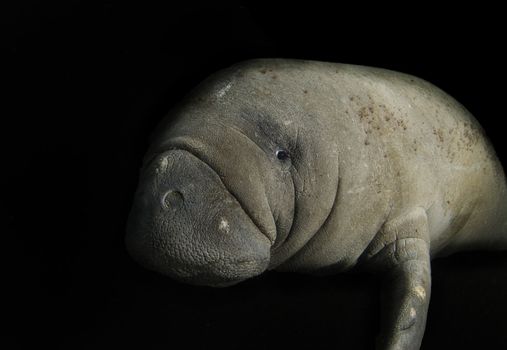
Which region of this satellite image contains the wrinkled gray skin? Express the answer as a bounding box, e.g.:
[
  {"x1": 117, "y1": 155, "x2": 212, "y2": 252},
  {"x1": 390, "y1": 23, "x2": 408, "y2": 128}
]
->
[{"x1": 126, "y1": 59, "x2": 507, "y2": 350}]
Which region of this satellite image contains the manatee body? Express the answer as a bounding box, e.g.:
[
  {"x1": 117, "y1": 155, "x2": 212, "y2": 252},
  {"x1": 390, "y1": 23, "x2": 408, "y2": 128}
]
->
[{"x1": 126, "y1": 59, "x2": 507, "y2": 350}]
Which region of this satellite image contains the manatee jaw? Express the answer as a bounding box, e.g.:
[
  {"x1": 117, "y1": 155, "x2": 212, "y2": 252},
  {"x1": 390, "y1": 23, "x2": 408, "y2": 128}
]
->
[
  {"x1": 168, "y1": 254, "x2": 271, "y2": 288},
  {"x1": 125, "y1": 149, "x2": 273, "y2": 287}
]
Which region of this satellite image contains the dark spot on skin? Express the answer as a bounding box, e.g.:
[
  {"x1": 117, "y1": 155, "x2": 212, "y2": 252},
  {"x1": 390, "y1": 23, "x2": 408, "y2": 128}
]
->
[
  {"x1": 358, "y1": 107, "x2": 368, "y2": 119},
  {"x1": 364, "y1": 140, "x2": 370, "y2": 145},
  {"x1": 463, "y1": 125, "x2": 480, "y2": 149},
  {"x1": 395, "y1": 119, "x2": 407, "y2": 130},
  {"x1": 303, "y1": 89, "x2": 308, "y2": 94},
  {"x1": 260, "y1": 69, "x2": 267, "y2": 74},
  {"x1": 447, "y1": 200, "x2": 451, "y2": 204},
  {"x1": 433, "y1": 128, "x2": 444, "y2": 143},
  {"x1": 349, "y1": 96, "x2": 355, "y2": 101},
  {"x1": 271, "y1": 74, "x2": 277, "y2": 79}
]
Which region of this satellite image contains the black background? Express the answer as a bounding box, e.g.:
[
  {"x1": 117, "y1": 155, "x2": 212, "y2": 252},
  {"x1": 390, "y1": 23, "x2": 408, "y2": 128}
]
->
[{"x1": 4, "y1": 2, "x2": 507, "y2": 349}]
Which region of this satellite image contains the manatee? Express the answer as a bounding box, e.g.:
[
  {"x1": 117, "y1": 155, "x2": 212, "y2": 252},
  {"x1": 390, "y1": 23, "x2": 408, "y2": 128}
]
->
[{"x1": 125, "y1": 59, "x2": 507, "y2": 350}]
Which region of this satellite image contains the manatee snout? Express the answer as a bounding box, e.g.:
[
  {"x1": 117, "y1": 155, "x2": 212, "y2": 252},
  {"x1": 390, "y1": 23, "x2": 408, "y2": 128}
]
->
[{"x1": 125, "y1": 149, "x2": 272, "y2": 287}]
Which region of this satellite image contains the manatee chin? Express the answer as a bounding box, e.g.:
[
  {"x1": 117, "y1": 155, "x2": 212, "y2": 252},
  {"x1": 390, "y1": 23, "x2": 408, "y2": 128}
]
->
[
  {"x1": 125, "y1": 149, "x2": 273, "y2": 287},
  {"x1": 164, "y1": 255, "x2": 270, "y2": 288}
]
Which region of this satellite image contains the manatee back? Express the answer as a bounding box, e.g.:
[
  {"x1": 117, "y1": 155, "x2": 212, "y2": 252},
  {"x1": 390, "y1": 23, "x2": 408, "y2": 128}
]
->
[{"x1": 322, "y1": 61, "x2": 507, "y2": 255}]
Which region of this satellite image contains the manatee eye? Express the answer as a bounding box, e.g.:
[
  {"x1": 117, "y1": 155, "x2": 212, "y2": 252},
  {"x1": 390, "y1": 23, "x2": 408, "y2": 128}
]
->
[{"x1": 275, "y1": 149, "x2": 290, "y2": 161}]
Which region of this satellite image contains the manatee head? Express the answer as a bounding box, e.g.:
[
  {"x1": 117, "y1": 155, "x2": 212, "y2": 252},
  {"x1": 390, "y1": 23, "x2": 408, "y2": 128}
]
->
[
  {"x1": 125, "y1": 59, "x2": 341, "y2": 287},
  {"x1": 125, "y1": 147, "x2": 279, "y2": 287},
  {"x1": 124, "y1": 106, "x2": 293, "y2": 287}
]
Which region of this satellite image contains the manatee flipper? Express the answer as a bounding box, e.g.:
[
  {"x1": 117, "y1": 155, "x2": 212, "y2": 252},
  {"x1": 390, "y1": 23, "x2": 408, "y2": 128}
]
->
[{"x1": 363, "y1": 208, "x2": 431, "y2": 350}]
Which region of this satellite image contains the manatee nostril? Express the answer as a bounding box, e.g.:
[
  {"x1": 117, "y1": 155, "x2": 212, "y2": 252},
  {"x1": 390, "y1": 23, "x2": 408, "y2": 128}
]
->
[{"x1": 162, "y1": 190, "x2": 184, "y2": 209}]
